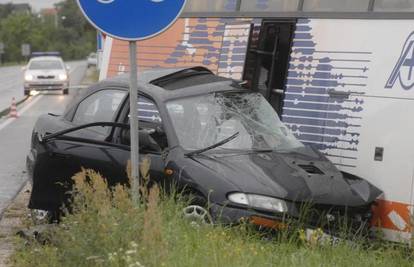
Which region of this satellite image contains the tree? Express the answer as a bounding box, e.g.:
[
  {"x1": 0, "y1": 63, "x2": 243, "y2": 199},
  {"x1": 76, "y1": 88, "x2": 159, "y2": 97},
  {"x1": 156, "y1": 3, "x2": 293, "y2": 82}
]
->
[
  {"x1": 0, "y1": 3, "x2": 14, "y2": 21},
  {"x1": 0, "y1": 0, "x2": 96, "y2": 63},
  {"x1": 0, "y1": 13, "x2": 33, "y2": 62},
  {"x1": 54, "y1": 0, "x2": 96, "y2": 59}
]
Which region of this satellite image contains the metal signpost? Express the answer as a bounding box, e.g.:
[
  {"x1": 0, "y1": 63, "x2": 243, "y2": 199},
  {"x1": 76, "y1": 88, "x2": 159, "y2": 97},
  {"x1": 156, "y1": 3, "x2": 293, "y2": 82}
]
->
[
  {"x1": 0, "y1": 42, "x2": 4, "y2": 65},
  {"x1": 76, "y1": 0, "x2": 186, "y2": 201}
]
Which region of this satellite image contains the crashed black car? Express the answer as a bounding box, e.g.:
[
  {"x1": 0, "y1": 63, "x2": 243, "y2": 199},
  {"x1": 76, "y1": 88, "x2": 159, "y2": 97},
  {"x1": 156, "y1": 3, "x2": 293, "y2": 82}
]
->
[{"x1": 27, "y1": 67, "x2": 382, "y2": 235}]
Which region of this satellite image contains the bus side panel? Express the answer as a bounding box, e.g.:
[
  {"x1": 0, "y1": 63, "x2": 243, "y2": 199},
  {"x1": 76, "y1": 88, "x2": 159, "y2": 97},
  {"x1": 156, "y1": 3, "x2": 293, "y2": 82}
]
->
[
  {"x1": 343, "y1": 96, "x2": 414, "y2": 241},
  {"x1": 282, "y1": 18, "x2": 414, "y2": 242},
  {"x1": 102, "y1": 18, "x2": 255, "y2": 80}
]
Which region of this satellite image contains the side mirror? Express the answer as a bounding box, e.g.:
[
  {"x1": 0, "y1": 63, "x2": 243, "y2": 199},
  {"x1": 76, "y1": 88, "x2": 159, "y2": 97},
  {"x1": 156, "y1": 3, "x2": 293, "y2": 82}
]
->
[
  {"x1": 21, "y1": 66, "x2": 26, "y2": 71},
  {"x1": 66, "y1": 65, "x2": 71, "y2": 71},
  {"x1": 139, "y1": 129, "x2": 161, "y2": 152}
]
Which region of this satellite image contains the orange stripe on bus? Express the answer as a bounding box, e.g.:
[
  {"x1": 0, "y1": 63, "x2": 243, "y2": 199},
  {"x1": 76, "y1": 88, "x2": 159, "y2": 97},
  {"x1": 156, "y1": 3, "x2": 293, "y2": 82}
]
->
[{"x1": 371, "y1": 199, "x2": 412, "y2": 232}]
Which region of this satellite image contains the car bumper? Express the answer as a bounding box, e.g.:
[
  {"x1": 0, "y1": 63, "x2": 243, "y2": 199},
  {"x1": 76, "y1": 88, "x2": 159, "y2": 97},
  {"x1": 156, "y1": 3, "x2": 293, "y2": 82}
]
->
[
  {"x1": 210, "y1": 203, "x2": 373, "y2": 237},
  {"x1": 24, "y1": 81, "x2": 69, "y2": 91}
]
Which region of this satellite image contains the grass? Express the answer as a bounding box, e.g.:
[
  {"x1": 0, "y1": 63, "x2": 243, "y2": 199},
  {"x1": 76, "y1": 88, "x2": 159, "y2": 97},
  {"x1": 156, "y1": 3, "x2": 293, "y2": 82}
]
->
[
  {"x1": 10, "y1": 166, "x2": 414, "y2": 267},
  {"x1": 81, "y1": 66, "x2": 99, "y2": 85}
]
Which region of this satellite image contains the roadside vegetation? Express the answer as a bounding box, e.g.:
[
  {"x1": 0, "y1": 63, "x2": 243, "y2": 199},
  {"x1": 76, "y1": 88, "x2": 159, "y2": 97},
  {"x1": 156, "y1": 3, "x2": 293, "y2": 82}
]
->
[
  {"x1": 0, "y1": 0, "x2": 95, "y2": 64},
  {"x1": 11, "y1": 162, "x2": 413, "y2": 267}
]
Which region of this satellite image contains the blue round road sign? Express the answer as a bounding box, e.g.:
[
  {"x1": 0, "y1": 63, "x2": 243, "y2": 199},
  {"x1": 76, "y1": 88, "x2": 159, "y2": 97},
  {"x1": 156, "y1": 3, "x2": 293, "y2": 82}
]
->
[{"x1": 77, "y1": 0, "x2": 187, "y2": 41}]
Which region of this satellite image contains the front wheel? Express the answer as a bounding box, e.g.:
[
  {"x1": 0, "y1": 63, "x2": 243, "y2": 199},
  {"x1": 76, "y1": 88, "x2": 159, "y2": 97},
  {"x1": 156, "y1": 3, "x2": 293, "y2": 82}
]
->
[
  {"x1": 24, "y1": 89, "x2": 30, "y2": 96},
  {"x1": 183, "y1": 205, "x2": 213, "y2": 226},
  {"x1": 62, "y1": 88, "x2": 69, "y2": 95},
  {"x1": 182, "y1": 194, "x2": 213, "y2": 226}
]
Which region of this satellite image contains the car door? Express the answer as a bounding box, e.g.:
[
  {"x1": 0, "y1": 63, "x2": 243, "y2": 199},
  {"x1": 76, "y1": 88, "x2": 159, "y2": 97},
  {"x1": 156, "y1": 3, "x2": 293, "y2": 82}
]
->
[
  {"x1": 46, "y1": 88, "x2": 131, "y2": 188},
  {"x1": 115, "y1": 94, "x2": 167, "y2": 185}
]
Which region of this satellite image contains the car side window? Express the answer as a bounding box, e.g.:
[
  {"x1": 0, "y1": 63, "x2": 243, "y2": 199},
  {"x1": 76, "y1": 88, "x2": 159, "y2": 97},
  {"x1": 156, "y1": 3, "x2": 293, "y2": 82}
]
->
[
  {"x1": 73, "y1": 89, "x2": 127, "y2": 135},
  {"x1": 121, "y1": 96, "x2": 167, "y2": 150},
  {"x1": 138, "y1": 96, "x2": 162, "y2": 124}
]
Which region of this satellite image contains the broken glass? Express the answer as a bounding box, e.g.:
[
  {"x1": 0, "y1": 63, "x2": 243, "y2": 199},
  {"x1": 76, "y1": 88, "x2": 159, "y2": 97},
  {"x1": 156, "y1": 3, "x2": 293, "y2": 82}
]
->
[{"x1": 166, "y1": 91, "x2": 303, "y2": 152}]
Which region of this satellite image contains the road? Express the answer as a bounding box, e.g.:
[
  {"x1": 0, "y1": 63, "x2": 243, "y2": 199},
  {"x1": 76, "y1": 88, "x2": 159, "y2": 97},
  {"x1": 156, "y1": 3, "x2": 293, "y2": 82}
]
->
[
  {"x1": 0, "y1": 61, "x2": 87, "y2": 216},
  {"x1": 0, "y1": 65, "x2": 25, "y2": 112},
  {"x1": 0, "y1": 61, "x2": 86, "y2": 112}
]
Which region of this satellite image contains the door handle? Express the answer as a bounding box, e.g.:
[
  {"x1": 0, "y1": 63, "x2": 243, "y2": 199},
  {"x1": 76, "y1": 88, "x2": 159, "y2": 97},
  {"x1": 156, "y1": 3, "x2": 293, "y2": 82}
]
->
[
  {"x1": 49, "y1": 152, "x2": 72, "y2": 160},
  {"x1": 272, "y1": 89, "x2": 284, "y2": 95},
  {"x1": 327, "y1": 89, "x2": 351, "y2": 99},
  {"x1": 249, "y1": 49, "x2": 274, "y2": 56}
]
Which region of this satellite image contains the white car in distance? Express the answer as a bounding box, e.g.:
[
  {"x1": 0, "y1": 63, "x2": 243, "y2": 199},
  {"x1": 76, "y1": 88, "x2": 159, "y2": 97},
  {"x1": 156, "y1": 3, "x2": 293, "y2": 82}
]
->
[
  {"x1": 23, "y1": 55, "x2": 70, "y2": 95},
  {"x1": 87, "y1": 52, "x2": 98, "y2": 68}
]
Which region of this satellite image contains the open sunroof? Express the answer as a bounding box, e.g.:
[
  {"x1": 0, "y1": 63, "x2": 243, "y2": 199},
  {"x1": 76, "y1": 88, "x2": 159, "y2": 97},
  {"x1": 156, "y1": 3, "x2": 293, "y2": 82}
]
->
[{"x1": 150, "y1": 67, "x2": 229, "y2": 90}]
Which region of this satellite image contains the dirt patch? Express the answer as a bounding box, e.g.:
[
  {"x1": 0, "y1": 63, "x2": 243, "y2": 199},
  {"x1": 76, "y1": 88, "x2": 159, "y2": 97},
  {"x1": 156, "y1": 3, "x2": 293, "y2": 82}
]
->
[
  {"x1": 0, "y1": 183, "x2": 31, "y2": 266},
  {"x1": 81, "y1": 66, "x2": 99, "y2": 85}
]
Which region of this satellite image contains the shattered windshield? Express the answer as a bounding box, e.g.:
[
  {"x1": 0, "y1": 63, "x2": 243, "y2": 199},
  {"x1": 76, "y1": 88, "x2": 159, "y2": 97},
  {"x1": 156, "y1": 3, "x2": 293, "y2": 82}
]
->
[{"x1": 166, "y1": 92, "x2": 304, "y2": 152}]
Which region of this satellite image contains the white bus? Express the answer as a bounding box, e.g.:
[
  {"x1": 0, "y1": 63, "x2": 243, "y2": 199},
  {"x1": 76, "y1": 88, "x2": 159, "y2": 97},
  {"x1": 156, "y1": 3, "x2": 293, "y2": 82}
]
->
[{"x1": 99, "y1": 0, "x2": 414, "y2": 243}]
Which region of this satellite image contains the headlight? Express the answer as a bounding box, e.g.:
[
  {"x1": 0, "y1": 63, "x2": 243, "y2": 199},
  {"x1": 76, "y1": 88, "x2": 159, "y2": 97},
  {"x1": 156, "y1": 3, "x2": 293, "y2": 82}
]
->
[
  {"x1": 25, "y1": 74, "x2": 34, "y2": 81},
  {"x1": 228, "y1": 193, "x2": 248, "y2": 205},
  {"x1": 58, "y1": 73, "x2": 68, "y2": 81},
  {"x1": 228, "y1": 193, "x2": 288, "y2": 213}
]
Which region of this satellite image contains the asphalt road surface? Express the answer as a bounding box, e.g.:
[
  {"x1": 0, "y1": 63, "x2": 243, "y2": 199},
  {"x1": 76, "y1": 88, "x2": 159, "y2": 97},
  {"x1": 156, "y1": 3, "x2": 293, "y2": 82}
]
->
[
  {"x1": 0, "y1": 61, "x2": 87, "y2": 216},
  {"x1": 0, "y1": 65, "x2": 25, "y2": 112}
]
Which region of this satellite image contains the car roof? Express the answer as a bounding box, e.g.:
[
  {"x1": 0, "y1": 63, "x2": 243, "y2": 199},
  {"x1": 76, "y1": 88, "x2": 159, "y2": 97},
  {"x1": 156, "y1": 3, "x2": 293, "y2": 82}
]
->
[
  {"x1": 101, "y1": 66, "x2": 243, "y2": 98},
  {"x1": 29, "y1": 56, "x2": 63, "y2": 62},
  {"x1": 63, "y1": 66, "x2": 246, "y2": 120}
]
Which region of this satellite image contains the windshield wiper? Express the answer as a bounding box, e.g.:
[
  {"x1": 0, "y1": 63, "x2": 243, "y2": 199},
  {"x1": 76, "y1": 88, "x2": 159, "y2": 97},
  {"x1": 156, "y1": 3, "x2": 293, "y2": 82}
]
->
[
  {"x1": 40, "y1": 122, "x2": 129, "y2": 143},
  {"x1": 216, "y1": 147, "x2": 274, "y2": 153},
  {"x1": 185, "y1": 132, "x2": 240, "y2": 157}
]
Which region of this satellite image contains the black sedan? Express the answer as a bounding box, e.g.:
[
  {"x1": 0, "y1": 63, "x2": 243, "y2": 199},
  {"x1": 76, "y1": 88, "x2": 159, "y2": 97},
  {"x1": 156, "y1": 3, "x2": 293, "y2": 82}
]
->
[{"x1": 27, "y1": 67, "x2": 382, "y2": 235}]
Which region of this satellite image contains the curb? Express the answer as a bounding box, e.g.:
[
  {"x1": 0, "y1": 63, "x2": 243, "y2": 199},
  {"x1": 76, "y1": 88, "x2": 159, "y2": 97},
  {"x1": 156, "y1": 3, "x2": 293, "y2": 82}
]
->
[
  {"x1": 0, "y1": 180, "x2": 29, "y2": 221},
  {"x1": 0, "y1": 96, "x2": 30, "y2": 119}
]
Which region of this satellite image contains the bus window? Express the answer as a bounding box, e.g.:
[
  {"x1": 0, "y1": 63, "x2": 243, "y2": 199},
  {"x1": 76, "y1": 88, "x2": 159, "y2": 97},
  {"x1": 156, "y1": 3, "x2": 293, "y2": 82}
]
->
[
  {"x1": 184, "y1": 0, "x2": 238, "y2": 12},
  {"x1": 374, "y1": 0, "x2": 414, "y2": 12},
  {"x1": 303, "y1": 0, "x2": 370, "y2": 12},
  {"x1": 240, "y1": 0, "x2": 299, "y2": 12}
]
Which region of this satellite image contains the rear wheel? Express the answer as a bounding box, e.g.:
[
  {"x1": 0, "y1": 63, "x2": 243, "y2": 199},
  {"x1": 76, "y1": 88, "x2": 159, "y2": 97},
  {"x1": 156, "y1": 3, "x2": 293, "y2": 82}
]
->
[{"x1": 30, "y1": 209, "x2": 59, "y2": 224}]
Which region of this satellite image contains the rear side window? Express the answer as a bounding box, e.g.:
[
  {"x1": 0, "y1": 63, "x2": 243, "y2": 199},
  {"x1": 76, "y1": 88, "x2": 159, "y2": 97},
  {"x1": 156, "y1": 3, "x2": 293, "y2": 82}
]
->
[
  {"x1": 73, "y1": 89, "x2": 127, "y2": 134},
  {"x1": 138, "y1": 96, "x2": 162, "y2": 124}
]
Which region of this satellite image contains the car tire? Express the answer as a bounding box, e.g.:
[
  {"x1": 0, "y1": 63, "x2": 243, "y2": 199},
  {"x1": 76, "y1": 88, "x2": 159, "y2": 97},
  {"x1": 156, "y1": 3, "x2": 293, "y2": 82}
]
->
[
  {"x1": 30, "y1": 209, "x2": 60, "y2": 224},
  {"x1": 24, "y1": 89, "x2": 30, "y2": 96},
  {"x1": 63, "y1": 88, "x2": 69, "y2": 95}
]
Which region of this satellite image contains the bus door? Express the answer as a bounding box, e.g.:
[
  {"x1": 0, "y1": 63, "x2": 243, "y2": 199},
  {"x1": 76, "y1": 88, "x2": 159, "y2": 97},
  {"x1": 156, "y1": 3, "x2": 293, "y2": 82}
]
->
[{"x1": 243, "y1": 20, "x2": 295, "y2": 116}]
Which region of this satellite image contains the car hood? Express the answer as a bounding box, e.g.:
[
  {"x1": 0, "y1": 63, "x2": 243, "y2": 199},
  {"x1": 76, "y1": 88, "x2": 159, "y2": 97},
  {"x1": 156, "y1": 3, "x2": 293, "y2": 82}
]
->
[
  {"x1": 190, "y1": 148, "x2": 382, "y2": 207},
  {"x1": 25, "y1": 69, "x2": 66, "y2": 76}
]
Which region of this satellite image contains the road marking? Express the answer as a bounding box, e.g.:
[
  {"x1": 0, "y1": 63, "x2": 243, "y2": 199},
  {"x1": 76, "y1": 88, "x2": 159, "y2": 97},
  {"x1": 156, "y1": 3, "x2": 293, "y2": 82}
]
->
[{"x1": 0, "y1": 95, "x2": 44, "y2": 132}]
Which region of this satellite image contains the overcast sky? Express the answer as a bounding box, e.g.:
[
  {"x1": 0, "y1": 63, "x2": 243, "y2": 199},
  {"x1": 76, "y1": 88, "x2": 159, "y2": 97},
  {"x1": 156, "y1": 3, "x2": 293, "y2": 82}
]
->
[{"x1": 0, "y1": 0, "x2": 60, "y2": 11}]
